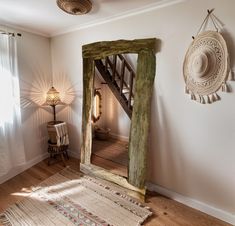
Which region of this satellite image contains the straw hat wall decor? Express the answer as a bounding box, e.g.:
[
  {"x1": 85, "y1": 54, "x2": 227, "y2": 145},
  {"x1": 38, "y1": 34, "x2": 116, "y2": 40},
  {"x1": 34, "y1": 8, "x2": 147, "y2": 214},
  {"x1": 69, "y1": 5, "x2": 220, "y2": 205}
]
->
[
  {"x1": 57, "y1": 0, "x2": 92, "y2": 15},
  {"x1": 183, "y1": 9, "x2": 231, "y2": 104}
]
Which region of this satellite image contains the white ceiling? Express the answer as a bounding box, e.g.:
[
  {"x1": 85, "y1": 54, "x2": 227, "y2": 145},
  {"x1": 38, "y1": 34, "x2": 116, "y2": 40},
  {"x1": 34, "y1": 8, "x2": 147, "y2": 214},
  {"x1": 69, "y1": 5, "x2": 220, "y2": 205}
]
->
[{"x1": 0, "y1": 0, "x2": 177, "y2": 37}]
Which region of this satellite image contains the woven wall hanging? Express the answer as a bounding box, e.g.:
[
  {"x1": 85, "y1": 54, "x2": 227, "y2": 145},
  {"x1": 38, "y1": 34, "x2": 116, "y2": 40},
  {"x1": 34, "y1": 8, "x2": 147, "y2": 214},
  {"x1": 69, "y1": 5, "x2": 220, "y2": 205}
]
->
[{"x1": 183, "y1": 9, "x2": 231, "y2": 104}]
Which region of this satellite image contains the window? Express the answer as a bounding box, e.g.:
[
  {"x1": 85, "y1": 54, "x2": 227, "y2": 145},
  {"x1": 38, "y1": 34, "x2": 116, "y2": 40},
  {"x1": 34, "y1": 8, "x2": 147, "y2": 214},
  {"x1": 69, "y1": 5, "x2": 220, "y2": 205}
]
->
[{"x1": 0, "y1": 34, "x2": 20, "y2": 127}]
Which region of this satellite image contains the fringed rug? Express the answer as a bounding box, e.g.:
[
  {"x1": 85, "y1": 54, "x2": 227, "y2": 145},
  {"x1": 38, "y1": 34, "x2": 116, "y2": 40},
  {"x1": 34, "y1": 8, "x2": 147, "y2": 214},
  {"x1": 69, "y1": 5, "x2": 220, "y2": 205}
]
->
[{"x1": 0, "y1": 167, "x2": 152, "y2": 226}]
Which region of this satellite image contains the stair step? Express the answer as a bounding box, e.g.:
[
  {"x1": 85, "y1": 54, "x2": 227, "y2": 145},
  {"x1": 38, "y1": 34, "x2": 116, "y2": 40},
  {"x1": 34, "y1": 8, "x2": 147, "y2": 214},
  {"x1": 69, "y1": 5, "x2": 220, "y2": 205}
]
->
[
  {"x1": 123, "y1": 92, "x2": 134, "y2": 101},
  {"x1": 116, "y1": 80, "x2": 129, "y2": 89},
  {"x1": 122, "y1": 88, "x2": 130, "y2": 94}
]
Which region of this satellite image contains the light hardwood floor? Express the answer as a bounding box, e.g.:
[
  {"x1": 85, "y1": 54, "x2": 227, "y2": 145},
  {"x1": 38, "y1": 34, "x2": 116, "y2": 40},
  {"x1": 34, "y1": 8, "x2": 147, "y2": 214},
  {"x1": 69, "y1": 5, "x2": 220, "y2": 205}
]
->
[
  {"x1": 0, "y1": 157, "x2": 231, "y2": 226},
  {"x1": 92, "y1": 137, "x2": 128, "y2": 177}
]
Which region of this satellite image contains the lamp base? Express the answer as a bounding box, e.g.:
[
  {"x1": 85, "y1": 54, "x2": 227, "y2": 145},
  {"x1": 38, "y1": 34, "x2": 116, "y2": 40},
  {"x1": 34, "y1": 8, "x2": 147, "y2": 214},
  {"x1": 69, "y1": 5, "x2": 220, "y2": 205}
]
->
[{"x1": 51, "y1": 105, "x2": 56, "y2": 121}]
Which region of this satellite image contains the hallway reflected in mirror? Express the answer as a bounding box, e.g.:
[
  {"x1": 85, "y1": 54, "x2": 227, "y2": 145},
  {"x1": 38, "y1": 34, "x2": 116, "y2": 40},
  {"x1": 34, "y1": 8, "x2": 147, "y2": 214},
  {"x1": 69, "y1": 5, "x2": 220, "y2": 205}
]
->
[{"x1": 91, "y1": 65, "x2": 131, "y2": 178}]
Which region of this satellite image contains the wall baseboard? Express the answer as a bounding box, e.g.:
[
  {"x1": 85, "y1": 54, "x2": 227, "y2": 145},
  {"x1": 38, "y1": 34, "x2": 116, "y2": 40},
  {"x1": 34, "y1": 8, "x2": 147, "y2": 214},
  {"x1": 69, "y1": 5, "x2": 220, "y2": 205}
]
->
[
  {"x1": 0, "y1": 152, "x2": 49, "y2": 184},
  {"x1": 146, "y1": 182, "x2": 235, "y2": 225},
  {"x1": 0, "y1": 150, "x2": 79, "y2": 185}
]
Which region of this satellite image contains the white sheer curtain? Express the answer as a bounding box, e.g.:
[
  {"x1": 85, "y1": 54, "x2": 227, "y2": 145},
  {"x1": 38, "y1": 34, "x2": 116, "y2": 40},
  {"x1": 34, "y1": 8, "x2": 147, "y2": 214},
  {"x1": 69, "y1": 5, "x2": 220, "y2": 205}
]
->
[{"x1": 0, "y1": 33, "x2": 26, "y2": 180}]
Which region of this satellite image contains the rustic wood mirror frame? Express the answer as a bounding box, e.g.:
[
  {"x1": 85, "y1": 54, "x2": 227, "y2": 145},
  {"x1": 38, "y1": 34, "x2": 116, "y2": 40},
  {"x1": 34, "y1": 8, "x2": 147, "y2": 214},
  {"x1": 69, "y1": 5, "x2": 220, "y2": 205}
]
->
[{"x1": 80, "y1": 38, "x2": 157, "y2": 198}]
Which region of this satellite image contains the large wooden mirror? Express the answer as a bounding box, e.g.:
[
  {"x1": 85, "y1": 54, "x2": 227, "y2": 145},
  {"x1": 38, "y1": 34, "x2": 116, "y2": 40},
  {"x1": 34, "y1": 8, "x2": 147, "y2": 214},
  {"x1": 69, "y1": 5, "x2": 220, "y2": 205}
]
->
[{"x1": 80, "y1": 38, "x2": 157, "y2": 199}]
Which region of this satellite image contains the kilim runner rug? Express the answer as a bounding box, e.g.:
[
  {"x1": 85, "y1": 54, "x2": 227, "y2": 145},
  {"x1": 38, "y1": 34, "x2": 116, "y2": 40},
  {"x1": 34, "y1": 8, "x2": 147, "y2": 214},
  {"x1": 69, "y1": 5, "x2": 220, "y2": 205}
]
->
[{"x1": 0, "y1": 167, "x2": 152, "y2": 226}]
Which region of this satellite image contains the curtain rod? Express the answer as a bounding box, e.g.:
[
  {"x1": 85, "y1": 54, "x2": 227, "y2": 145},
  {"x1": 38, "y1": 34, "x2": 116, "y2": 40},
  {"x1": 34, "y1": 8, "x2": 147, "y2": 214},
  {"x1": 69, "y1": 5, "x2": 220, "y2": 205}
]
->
[{"x1": 0, "y1": 30, "x2": 22, "y2": 37}]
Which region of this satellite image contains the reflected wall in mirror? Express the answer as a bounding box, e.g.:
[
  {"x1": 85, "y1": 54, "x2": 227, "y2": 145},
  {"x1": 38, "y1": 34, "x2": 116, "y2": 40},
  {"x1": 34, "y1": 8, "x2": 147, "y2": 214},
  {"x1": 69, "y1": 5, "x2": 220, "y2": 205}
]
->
[{"x1": 91, "y1": 67, "x2": 131, "y2": 178}]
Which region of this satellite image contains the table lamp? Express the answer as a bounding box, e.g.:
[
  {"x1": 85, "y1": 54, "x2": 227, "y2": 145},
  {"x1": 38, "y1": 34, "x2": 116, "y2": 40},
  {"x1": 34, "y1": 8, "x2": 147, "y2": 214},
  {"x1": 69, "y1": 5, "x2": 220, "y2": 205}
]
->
[{"x1": 46, "y1": 86, "x2": 61, "y2": 121}]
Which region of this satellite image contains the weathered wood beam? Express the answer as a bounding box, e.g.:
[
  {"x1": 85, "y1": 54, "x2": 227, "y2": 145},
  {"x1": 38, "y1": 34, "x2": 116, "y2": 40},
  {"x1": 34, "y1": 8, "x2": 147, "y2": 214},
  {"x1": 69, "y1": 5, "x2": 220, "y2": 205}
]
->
[
  {"x1": 80, "y1": 163, "x2": 146, "y2": 201},
  {"x1": 81, "y1": 58, "x2": 94, "y2": 164},
  {"x1": 128, "y1": 50, "x2": 156, "y2": 188},
  {"x1": 83, "y1": 38, "x2": 156, "y2": 59}
]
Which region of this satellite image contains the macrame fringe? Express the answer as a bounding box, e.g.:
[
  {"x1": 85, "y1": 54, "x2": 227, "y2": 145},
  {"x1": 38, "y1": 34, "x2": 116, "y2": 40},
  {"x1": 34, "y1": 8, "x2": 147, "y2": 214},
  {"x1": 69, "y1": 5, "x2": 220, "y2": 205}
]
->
[
  {"x1": 228, "y1": 68, "x2": 233, "y2": 81},
  {"x1": 199, "y1": 95, "x2": 206, "y2": 104},
  {"x1": 206, "y1": 95, "x2": 211, "y2": 104},
  {"x1": 214, "y1": 93, "x2": 220, "y2": 101},
  {"x1": 187, "y1": 91, "x2": 221, "y2": 104},
  {"x1": 190, "y1": 93, "x2": 196, "y2": 100},
  {"x1": 185, "y1": 79, "x2": 230, "y2": 104},
  {"x1": 221, "y1": 82, "x2": 229, "y2": 92},
  {"x1": 185, "y1": 86, "x2": 190, "y2": 94}
]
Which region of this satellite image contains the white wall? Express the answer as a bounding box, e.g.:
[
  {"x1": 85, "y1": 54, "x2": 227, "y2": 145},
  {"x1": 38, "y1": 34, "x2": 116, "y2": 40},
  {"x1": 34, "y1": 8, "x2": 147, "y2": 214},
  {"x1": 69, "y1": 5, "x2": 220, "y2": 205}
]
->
[
  {"x1": 103, "y1": 87, "x2": 130, "y2": 139},
  {"x1": 51, "y1": 0, "x2": 235, "y2": 223},
  {"x1": 17, "y1": 31, "x2": 53, "y2": 161},
  {"x1": 50, "y1": 35, "x2": 83, "y2": 156}
]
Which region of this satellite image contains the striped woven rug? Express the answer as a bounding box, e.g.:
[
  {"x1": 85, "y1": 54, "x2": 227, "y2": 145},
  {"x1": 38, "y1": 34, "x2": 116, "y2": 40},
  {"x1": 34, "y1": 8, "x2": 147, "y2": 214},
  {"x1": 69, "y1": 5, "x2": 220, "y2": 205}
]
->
[{"x1": 0, "y1": 167, "x2": 152, "y2": 226}]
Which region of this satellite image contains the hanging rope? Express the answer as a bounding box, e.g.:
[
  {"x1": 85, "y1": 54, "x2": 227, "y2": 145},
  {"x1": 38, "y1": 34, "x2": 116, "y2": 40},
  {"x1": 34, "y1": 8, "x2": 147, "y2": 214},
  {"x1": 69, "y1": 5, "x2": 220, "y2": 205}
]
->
[
  {"x1": 192, "y1": 9, "x2": 220, "y2": 39},
  {"x1": 209, "y1": 10, "x2": 219, "y2": 32}
]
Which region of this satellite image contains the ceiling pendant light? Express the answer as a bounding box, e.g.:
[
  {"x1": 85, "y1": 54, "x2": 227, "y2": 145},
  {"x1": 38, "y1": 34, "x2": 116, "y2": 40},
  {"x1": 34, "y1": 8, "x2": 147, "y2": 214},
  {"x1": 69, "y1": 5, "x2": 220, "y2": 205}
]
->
[{"x1": 57, "y1": 0, "x2": 92, "y2": 15}]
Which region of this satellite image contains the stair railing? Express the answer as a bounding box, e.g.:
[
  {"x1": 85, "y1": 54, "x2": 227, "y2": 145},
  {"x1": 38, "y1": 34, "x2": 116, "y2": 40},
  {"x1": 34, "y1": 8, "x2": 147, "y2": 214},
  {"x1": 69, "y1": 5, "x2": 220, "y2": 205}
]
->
[{"x1": 95, "y1": 54, "x2": 136, "y2": 118}]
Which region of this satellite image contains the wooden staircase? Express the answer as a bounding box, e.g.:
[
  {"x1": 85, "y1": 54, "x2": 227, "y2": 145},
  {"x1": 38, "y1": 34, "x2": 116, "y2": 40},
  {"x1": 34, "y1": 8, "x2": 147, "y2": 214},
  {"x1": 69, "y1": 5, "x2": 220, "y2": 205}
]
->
[{"x1": 95, "y1": 54, "x2": 135, "y2": 119}]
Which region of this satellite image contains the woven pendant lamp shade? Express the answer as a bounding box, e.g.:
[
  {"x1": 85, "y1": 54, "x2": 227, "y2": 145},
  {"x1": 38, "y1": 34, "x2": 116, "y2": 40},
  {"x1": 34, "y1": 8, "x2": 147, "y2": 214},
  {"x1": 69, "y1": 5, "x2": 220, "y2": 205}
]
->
[
  {"x1": 46, "y1": 86, "x2": 61, "y2": 121},
  {"x1": 57, "y1": 0, "x2": 92, "y2": 15},
  {"x1": 46, "y1": 87, "x2": 61, "y2": 106}
]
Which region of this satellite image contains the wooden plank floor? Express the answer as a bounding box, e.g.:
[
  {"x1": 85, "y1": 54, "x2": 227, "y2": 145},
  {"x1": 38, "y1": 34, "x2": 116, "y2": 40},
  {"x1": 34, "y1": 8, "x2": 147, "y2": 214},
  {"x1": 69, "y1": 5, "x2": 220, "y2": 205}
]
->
[
  {"x1": 92, "y1": 137, "x2": 128, "y2": 177},
  {"x1": 0, "y1": 157, "x2": 230, "y2": 226},
  {"x1": 92, "y1": 138, "x2": 129, "y2": 166}
]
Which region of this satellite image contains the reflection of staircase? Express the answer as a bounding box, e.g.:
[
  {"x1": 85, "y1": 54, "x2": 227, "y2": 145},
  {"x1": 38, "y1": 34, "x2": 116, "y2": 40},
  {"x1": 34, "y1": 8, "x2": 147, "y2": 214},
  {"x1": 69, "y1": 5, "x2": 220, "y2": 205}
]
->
[{"x1": 95, "y1": 54, "x2": 135, "y2": 119}]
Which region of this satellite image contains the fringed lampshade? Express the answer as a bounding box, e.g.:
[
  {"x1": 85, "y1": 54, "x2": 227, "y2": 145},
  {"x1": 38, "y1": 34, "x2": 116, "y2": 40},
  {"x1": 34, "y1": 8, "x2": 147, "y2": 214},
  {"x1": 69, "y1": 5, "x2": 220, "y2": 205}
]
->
[
  {"x1": 46, "y1": 87, "x2": 61, "y2": 121},
  {"x1": 56, "y1": 0, "x2": 92, "y2": 15}
]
